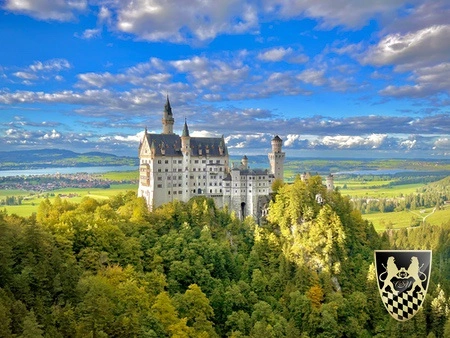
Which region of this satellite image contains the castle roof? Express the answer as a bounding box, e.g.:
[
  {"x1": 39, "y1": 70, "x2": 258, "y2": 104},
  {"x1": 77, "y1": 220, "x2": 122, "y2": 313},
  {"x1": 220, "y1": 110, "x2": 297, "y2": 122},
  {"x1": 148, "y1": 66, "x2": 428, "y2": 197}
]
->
[
  {"x1": 164, "y1": 95, "x2": 173, "y2": 116},
  {"x1": 235, "y1": 168, "x2": 272, "y2": 176},
  {"x1": 143, "y1": 133, "x2": 228, "y2": 157},
  {"x1": 182, "y1": 119, "x2": 190, "y2": 137},
  {"x1": 272, "y1": 135, "x2": 282, "y2": 142}
]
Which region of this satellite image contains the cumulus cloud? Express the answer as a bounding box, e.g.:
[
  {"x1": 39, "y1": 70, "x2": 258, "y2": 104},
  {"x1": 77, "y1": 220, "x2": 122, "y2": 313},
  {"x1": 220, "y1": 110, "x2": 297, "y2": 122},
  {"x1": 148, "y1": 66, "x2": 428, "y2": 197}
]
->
[
  {"x1": 42, "y1": 129, "x2": 61, "y2": 139},
  {"x1": 363, "y1": 25, "x2": 450, "y2": 71},
  {"x1": 4, "y1": 0, "x2": 87, "y2": 21},
  {"x1": 258, "y1": 47, "x2": 292, "y2": 62},
  {"x1": 29, "y1": 59, "x2": 71, "y2": 72},
  {"x1": 112, "y1": 0, "x2": 258, "y2": 42},
  {"x1": 13, "y1": 72, "x2": 38, "y2": 80},
  {"x1": 7, "y1": 59, "x2": 71, "y2": 85},
  {"x1": 78, "y1": 28, "x2": 101, "y2": 40},
  {"x1": 284, "y1": 134, "x2": 302, "y2": 147},
  {"x1": 265, "y1": 0, "x2": 409, "y2": 29},
  {"x1": 321, "y1": 134, "x2": 387, "y2": 149},
  {"x1": 297, "y1": 69, "x2": 326, "y2": 86},
  {"x1": 433, "y1": 137, "x2": 450, "y2": 149},
  {"x1": 380, "y1": 62, "x2": 450, "y2": 98}
]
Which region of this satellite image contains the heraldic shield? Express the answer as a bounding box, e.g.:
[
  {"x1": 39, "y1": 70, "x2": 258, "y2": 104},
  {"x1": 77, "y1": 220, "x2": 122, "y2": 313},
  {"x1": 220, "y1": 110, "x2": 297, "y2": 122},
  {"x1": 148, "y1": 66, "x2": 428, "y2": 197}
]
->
[{"x1": 374, "y1": 250, "x2": 432, "y2": 321}]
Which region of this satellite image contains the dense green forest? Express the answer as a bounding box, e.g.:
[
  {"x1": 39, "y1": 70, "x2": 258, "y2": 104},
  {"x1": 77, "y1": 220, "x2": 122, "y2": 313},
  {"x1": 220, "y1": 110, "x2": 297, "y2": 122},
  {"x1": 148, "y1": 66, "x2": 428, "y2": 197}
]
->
[{"x1": 2, "y1": 175, "x2": 450, "y2": 337}]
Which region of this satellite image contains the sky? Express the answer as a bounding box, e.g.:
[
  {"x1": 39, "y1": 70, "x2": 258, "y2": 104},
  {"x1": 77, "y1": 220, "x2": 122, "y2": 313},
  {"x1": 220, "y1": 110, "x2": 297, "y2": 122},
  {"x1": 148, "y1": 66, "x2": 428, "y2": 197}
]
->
[{"x1": 0, "y1": 0, "x2": 449, "y2": 159}]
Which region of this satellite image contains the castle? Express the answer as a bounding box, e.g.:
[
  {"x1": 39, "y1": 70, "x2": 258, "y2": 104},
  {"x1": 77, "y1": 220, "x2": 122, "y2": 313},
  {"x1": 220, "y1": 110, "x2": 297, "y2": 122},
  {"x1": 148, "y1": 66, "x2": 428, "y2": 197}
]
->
[{"x1": 138, "y1": 97, "x2": 285, "y2": 220}]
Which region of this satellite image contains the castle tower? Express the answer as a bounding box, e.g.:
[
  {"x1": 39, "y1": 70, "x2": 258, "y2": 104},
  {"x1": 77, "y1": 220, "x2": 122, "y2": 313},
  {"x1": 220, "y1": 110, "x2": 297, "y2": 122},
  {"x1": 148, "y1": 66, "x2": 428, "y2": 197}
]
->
[
  {"x1": 181, "y1": 119, "x2": 191, "y2": 201},
  {"x1": 162, "y1": 95, "x2": 174, "y2": 134},
  {"x1": 326, "y1": 174, "x2": 334, "y2": 191},
  {"x1": 268, "y1": 135, "x2": 285, "y2": 181},
  {"x1": 241, "y1": 155, "x2": 248, "y2": 169}
]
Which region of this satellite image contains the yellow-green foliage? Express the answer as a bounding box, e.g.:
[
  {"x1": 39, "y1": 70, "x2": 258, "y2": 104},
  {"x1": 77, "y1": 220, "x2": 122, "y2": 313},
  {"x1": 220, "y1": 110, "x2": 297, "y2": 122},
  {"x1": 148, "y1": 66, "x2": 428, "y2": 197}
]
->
[{"x1": 1, "y1": 182, "x2": 450, "y2": 337}]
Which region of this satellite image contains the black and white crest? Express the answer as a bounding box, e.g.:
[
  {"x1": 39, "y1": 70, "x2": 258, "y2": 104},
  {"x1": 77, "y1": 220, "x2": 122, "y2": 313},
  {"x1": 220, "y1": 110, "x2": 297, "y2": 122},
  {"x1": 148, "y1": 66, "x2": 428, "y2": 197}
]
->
[{"x1": 374, "y1": 250, "x2": 432, "y2": 321}]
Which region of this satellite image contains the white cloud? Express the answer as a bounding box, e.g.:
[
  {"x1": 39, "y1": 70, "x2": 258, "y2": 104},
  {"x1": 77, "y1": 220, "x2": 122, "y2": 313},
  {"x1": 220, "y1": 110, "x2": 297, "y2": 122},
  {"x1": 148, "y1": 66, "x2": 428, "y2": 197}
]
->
[
  {"x1": 284, "y1": 134, "x2": 301, "y2": 147},
  {"x1": 265, "y1": 0, "x2": 409, "y2": 29},
  {"x1": 433, "y1": 137, "x2": 450, "y2": 149},
  {"x1": 321, "y1": 134, "x2": 387, "y2": 149},
  {"x1": 113, "y1": 0, "x2": 258, "y2": 42},
  {"x1": 258, "y1": 47, "x2": 292, "y2": 62},
  {"x1": 13, "y1": 72, "x2": 38, "y2": 80},
  {"x1": 4, "y1": 0, "x2": 87, "y2": 21},
  {"x1": 363, "y1": 25, "x2": 450, "y2": 71},
  {"x1": 42, "y1": 129, "x2": 61, "y2": 139},
  {"x1": 191, "y1": 130, "x2": 221, "y2": 138},
  {"x1": 29, "y1": 59, "x2": 71, "y2": 72},
  {"x1": 380, "y1": 62, "x2": 450, "y2": 98},
  {"x1": 400, "y1": 139, "x2": 416, "y2": 149},
  {"x1": 79, "y1": 28, "x2": 101, "y2": 39},
  {"x1": 297, "y1": 69, "x2": 326, "y2": 86}
]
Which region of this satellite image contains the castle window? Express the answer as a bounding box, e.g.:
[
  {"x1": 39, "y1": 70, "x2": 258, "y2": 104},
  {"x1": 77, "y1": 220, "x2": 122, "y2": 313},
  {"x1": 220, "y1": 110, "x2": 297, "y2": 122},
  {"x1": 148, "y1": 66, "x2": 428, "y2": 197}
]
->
[
  {"x1": 165, "y1": 160, "x2": 169, "y2": 164},
  {"x1": 202, "y1": 160, "x2": 206, "y2": 163},
  {"x1": 165, "y1": 169, "x2": 168, "y2": 172},
  {"x1": 158, "y1": 160, "x2": 161, "y2": 164},
  {"x1": 158, "y1": 169, "x2": 161, "y2": 172},
  {"x1": 195, "y1": 160, "x2": 199, "y2": 164},
  {"x1": 216, "y1": 160, "x2": 220, "y2": 164},
  {"x1": 178, "y1": 160, "x2": 182, "y2": 164},
  {"x1": 157, "y1": 184, "x2": 162, "y2": 188}
]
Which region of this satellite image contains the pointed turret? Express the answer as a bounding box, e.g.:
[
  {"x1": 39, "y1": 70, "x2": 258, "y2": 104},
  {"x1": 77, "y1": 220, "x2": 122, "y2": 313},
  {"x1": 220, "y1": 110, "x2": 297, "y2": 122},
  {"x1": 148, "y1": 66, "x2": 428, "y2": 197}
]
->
[
  {"x1": 182, "y1": 118, "x2": 190, "y2": 137},
  {"x1": 181, "y1": 118, "x2": 191, "y2": 155},
  {"x1": 162, "y1": 95, "x2": 174, "y2": 134}
]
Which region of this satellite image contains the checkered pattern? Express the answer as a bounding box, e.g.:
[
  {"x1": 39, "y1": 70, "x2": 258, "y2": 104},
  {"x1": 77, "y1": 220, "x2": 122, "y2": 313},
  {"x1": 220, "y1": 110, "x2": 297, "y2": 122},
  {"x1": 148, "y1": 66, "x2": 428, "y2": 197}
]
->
[{"x1": 381, "y1": 286, "x2": 424, "y2": 321}]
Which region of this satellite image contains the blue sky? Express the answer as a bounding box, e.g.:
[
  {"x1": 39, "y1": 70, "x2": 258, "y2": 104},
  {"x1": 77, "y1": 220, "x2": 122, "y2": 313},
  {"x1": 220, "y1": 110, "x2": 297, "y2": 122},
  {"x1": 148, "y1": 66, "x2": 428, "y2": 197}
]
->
[{"x1": 0, "y1": 0, "x2": 449, "y2": 159}]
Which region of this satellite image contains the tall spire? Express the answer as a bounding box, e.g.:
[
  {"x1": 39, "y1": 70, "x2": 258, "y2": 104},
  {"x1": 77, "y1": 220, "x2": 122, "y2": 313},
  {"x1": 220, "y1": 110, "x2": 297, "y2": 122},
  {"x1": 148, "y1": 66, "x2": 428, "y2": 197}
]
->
[
  {"x1": 182, "y1": 118, "x2": 190, "y2": 137},
  {"x1": 162, "y1": 95, "x2": 174, "y2": 134},
  {"x1": 164, "y1": 95, "x2": 172, "y2": 116}
]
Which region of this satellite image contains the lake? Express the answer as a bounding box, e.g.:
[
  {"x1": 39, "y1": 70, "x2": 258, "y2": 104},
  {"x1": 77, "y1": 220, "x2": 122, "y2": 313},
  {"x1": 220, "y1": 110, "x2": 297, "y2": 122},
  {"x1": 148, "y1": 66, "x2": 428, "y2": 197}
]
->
[{"x1": 0, "y1": 165, "x2": 138, "y2": 177}]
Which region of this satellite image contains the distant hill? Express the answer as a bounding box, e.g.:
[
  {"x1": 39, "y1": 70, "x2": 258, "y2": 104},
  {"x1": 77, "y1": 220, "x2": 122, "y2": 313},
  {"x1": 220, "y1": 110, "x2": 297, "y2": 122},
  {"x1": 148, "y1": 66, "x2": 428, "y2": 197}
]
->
[{"x1": 0, "y1": 149, "x2": 139, "y2": 170}]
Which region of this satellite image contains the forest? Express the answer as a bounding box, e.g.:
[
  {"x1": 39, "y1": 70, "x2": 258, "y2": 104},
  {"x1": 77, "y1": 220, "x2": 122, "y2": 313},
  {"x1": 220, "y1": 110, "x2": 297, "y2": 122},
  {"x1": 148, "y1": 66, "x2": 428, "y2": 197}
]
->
[
  {"x1": 349, "y1": 176, "x2": 450, "y2": 215},
  {"x1": 1, "y1": 175, "x2": 450, "y2": 337}
]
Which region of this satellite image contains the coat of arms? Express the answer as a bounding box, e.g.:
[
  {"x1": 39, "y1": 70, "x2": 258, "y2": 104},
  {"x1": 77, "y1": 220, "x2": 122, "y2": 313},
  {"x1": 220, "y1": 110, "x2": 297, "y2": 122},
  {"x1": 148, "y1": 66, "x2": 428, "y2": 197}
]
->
[{"x1": 374, "y1": 250, "x2": 432, "y2": 321}]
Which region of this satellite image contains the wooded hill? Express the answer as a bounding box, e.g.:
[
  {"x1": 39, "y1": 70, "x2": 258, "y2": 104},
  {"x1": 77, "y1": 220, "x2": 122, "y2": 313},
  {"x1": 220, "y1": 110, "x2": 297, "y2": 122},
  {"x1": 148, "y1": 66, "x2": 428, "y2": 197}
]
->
[
  {"x1": 1, "y1": 175, "x2": 450, "y2": 337},
  {"x1": 0, "y1": 149, "x2": 138, "y2": 170}
]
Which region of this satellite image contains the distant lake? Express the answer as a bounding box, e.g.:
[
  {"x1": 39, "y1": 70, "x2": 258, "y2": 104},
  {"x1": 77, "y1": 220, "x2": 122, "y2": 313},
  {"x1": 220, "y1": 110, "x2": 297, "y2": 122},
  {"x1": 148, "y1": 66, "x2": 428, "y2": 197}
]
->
[
  {"x1": 334, "y1": 169, "x2": 414, "y2": 175},
  {"x1": 0, "y1": 165, "x2": 138, "y2": 177}
]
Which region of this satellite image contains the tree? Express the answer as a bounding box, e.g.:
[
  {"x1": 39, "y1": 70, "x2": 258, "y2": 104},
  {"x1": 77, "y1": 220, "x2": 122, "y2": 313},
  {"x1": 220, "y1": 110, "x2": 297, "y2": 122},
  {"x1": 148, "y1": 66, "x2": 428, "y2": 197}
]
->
[
  {"x1": 176, "y1": 284, "x2": 217, "y2": 337},
  {"x1": 18, "y1": 310, "x2": 43, "y2": 338},
  {"x1": 152, "y1": 291, "x2": 191, "y2": 337}
]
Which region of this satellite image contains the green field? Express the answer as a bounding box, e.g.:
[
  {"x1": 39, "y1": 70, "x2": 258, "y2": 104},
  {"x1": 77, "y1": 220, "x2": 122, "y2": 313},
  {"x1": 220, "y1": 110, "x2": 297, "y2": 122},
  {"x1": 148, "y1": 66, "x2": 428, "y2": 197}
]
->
[
  {"x1": 336, "y1": 179, "x2": 424, "y2": 198},
  {"x1": 2, "y1": 184, "x2": 138, "y2": 217},
  {"x1": 1, "y1": 169, "x2": 139, "y2": 218},
  {"x1": 2, "y1": 169, "x2": 450, "y2": 231},
  {"x1": 362, "y1": 206, "x2": 450, "y2": 232}
]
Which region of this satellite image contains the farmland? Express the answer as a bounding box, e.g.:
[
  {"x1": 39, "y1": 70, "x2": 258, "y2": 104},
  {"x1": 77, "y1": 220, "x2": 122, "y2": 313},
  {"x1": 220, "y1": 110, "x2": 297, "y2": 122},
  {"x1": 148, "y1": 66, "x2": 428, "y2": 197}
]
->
[{"x1": 1, "y1": 160, "x2": 450, "y2": 232}]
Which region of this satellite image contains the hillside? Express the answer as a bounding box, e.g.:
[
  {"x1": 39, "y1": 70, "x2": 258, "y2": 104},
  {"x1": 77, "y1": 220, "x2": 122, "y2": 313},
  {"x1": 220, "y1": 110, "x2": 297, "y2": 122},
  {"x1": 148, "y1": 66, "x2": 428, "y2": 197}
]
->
[
  {"x1": 1, "y1": 176, "x2": 450, "y2": 337},
  {"x1": 0, "y1": 149, "x2": 139, "y2": 170}
]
